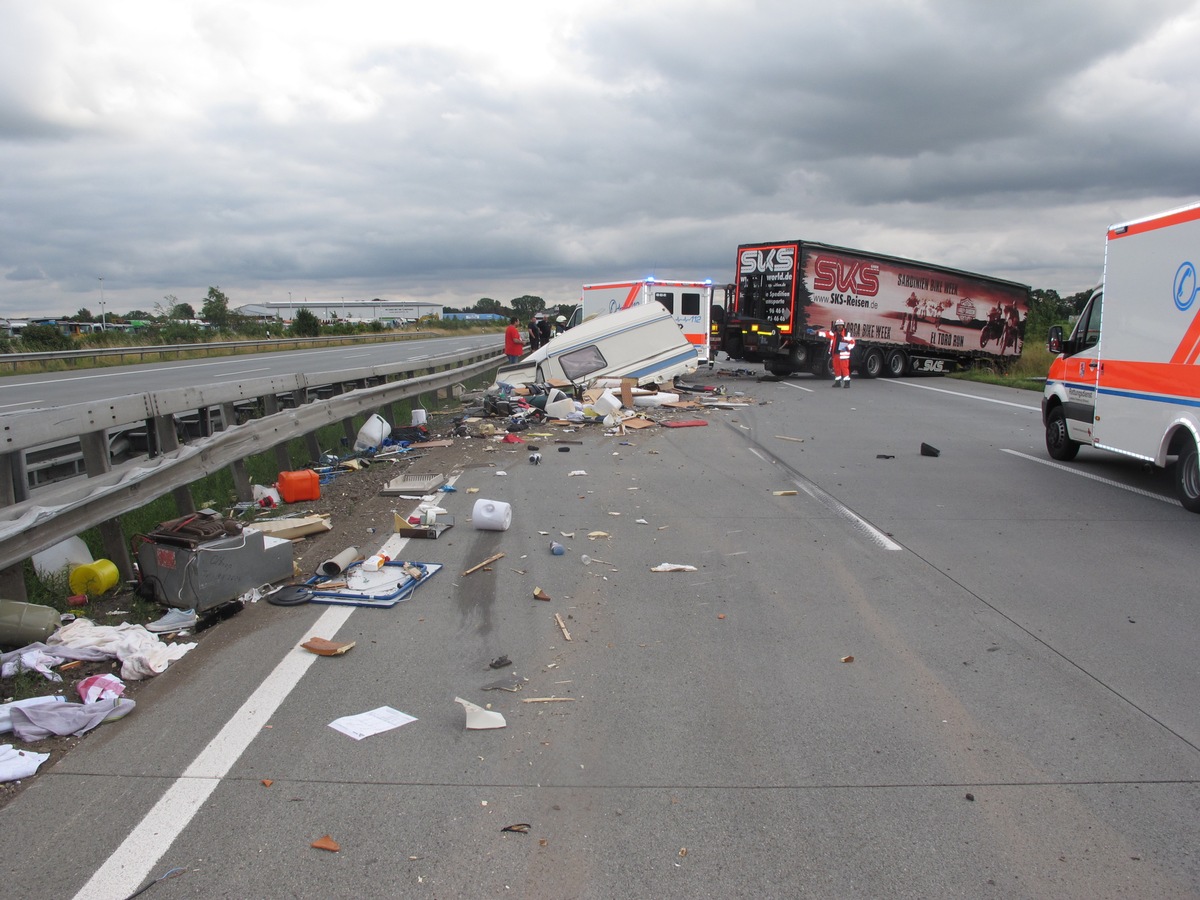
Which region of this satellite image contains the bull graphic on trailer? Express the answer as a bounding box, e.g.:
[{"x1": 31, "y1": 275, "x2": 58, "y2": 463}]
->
[{"x1": 713, "y1": 240, "x2": 1031, "y2": 378}]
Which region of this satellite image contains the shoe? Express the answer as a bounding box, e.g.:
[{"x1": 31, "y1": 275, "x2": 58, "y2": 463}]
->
[
  {"x1": 844, "y1": 380, "x2": 851, "y2": 388},
  {"x1": 830, "y1": 379, "x2": 839, "y2": 387},
  {"x1": 144, "y1": 608, "x2": 197, "y2": 633}
]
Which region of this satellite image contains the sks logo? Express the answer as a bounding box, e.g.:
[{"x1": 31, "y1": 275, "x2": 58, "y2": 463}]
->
[
  {"x1": 739, "y1": 246, "x2": 795, "y2": 275},
  {"x1": 812, "y1": 256, "x2": 880, "y2": 296}
]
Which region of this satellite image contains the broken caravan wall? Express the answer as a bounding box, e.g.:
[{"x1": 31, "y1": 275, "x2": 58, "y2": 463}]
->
[
  {"x1": 575, "y1": 279, "x2": 714, "y2": 363},
  {"x1": 492, "y1": 301, "x2": 699, "y2": 390},
  {"x1": 730, "y1": 241, "x2": 1032, "y2": 376}
]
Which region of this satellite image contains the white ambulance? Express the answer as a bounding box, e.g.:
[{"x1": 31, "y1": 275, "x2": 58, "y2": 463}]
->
[
  {"x1": 568, "y1": 278, "x2": 714, "y2": 363},
  {"x1": 1043, "y1": 200, "x2": 1200, "y2": 510}
]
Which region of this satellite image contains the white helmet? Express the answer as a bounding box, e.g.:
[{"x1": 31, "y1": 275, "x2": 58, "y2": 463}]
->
[
  {"x1": 556, "y1": 315, "x2": 566, "y2": 322},
  {"x1": 834, "y1": 318, "x2": 845, "y2": 326}
]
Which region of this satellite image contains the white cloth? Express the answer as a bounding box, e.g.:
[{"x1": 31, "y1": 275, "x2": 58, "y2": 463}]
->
[
  {"x1": 9, "y1": 698, "x2": 136, "y2": 740},
  {"x1": 0, "y1": 649, "x2": 64, "y2": 682},
  {"x1": 0, "y1": 743, "x2": 50, "y2": 782},
  {"x1": 47, "y1": 618, "x2": 194, "y2": 681}
]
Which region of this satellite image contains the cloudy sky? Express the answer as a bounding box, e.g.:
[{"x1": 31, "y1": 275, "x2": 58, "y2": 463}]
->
[{"x1": 1, "y1": 0, "x2": 1197, "y2": 319}]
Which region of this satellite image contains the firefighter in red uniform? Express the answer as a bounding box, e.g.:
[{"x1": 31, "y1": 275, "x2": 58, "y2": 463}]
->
[{"x1": 826, "y1": 318, "x2": 855, "y2": 387}]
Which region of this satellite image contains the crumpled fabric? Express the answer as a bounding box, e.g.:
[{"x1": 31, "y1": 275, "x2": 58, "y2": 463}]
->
[
  {"x1": 9, "y1": 698, "x2": 136, "y2": 741},
  {"x1": 47, "y1": 618, "x2": 194, "y2": 681},
  {"x1": 78, "y1": 673, "x2": 125, "y2": 703},
  {"x1": 0, "y1": 743, "x2": 50, "y2": 782},
  {"x1": 0, "y1": 649, "x2": 65, "y2": 682}
]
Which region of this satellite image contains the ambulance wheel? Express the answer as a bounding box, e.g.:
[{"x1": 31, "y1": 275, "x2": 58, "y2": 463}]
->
[
  {"x1": 1045, "y1": 407, "x2": 1080, "y2": 461},
  {"x1": 1175, "y1": 440, "x2": 1200, "y2": 512},
  {"x1": 860, "y1": 348, "x2": 884, "y2": 379},
  {"x1": 884, "y1": 349, "x2": 908, "y2": 377}
]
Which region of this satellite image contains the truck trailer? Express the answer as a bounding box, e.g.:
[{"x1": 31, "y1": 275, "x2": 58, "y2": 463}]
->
[
  {"x1": 1042, "y1": 200, "x2": 1200, "y2": 511},
  {"x1": 568, "y1": 279, "x2": 714, "y2": 363},
  {"x1": 715, "y1": 241, "x2": 1031, "y2": 378}
]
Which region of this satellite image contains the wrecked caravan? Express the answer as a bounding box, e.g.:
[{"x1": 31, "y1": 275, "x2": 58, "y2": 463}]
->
[{"x1": 493, "y1": 301, "x2": 699, "y2": 389}]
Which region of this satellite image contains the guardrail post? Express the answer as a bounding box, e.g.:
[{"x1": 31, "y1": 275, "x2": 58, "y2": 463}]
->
[
  {"x1": 79, "y1": 431, "x2": 135, "y2": 581},
  {"x1": 0, "y1": 452, "x2": 28, "y2": 600},
  {"x1": 221, "y1": 403, "x2": 253, "y2": 502},
  {"x1": 262, "y1": 395, "x2": 295, "y2": 472},
  {"x1": 153, "y1": 416, "x2": 197, "y2": 517}
]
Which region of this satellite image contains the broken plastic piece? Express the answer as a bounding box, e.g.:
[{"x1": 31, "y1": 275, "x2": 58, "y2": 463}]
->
[
  {"x1": 261, "y1": 779, "x2": 273, "y2": 787},
  {"x1": 455, "y1": 696, "x2": 507, "y2": 730},
  {"x1": 301, "y1": 637, "x2": 356, "y2": 656},
  {"x1": 501, "y1": 823, "x2": 531, "y2": 834},
  {"x1": 489, "y1": 655, "x2": 512, "y2": 669},
  {"x1": 841, "y1": 655, "x2": 855, "y2": 663},
  {"x1": 651, "y1": 563, "x2": 698, "y2": 572},
  {"x1": 311, "y1": 835, "x2": 341, "y2": 852},
  {"x1": 533, "y1": 588, "x2": 551, "y2": 601},
  {"x1": 920, "y1": 442, "x2": 940, "y2": 457}
]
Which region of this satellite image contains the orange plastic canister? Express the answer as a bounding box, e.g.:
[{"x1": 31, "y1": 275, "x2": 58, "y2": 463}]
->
[{"x1": 277, "y1": 470, "x2": 321, "y2": 503}]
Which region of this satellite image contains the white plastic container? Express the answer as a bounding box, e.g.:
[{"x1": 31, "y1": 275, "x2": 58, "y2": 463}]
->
[
  {"x1": 362, "y1": 553, "x2": 391, "y2": 572},
  {"x1": 353, "y1": 413, "x2": 391, "y2": 452},
  {"x1": 472, "y1": 498, "x2": 513, "y2": 531},
  {"x1": 544, "y1": 389, "x2": 575, "y2": 419},
  {"x1": 588, "y1": 390, "x2": 621, "y2": 417},
  {"x1": 31, "y1": 536, "x2": 93, "y2": 579},
  {"x1": 411, "y1": 408, "x2": 428, "y2": 427}
]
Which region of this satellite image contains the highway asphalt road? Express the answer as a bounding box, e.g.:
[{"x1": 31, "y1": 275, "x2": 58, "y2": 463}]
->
[
  {"x1": 0, "y1": 334, "x2": 502, "y2": 412},
  {"x1": 3, "y1": 370, "x2": 1198, "y2": 898}
]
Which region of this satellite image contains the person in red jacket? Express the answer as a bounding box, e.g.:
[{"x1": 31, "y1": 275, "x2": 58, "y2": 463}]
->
[
  {"x1": 826, "y1": 319, "x2": 856, "y2": 387},
  {"x1": 504, "y1": 316, "x2": 524, "y2": 362}
]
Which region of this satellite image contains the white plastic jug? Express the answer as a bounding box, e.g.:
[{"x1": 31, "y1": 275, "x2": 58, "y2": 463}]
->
[
  {"x1": 545, "y1": 389, "x2": 575, "y2": 419},
  {"x1": 411, "y1": 408, "x2": 428, "y2": 427},
  {"x1": 472, "y1": 498, "x2": 513, "y2": 531},
  {"x1": 353, "y1": 413, "x2": 391, "y2": 452}
]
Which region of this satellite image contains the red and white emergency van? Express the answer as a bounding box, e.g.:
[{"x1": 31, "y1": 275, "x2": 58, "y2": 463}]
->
[
  {"x1": 1043, "y1": 200, "x2": 1200, "y2": 511},
  {"x1": 568, "y1": 279, "x2": 714, "y2": 363}
]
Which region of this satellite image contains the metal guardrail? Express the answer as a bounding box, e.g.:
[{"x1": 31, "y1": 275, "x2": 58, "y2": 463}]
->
[
  {"x1": 0, "y1": 344, "x2": 503, "y2": 574},
  {"x1": 0, "y1": 330, "x2": 440, "y2": 369}
]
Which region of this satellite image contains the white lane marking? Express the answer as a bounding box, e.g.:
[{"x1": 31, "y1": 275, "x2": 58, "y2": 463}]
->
[
  {"x1": 73, "y1": 604, "x2": 356, "y2": 900},
  {"x1": 0, "y1": 400, "x2": 41, "y2": 409},
  {"x1": 748, "y1": 447, "x2": 902, "y2": 550},
  {"x1": 882, "y1": 379, "x2": 1040, "y2": 411},
  {"x1": 219, "y1": 367, "x2": 270, "y2": 376},
  {"x1": 781, "y1": 382, "x2": 815, "y2": 393},
  {"x1": 70, "y1": 471, "x2": 464, "y2": 900},
  {"x1": 1001, "y1": 449, "x2": 1181, "y2": 506},
  {"x1": 0, "y1": 359, "x2": 254, "y2": 389}
]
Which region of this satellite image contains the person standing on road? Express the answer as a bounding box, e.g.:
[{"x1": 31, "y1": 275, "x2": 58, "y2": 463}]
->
[
  {"x1": 537, "y1": 313, "x2": 552, "y2": 347},
  {"x1": 555, "y1": 314, "x2": 567, "y2": 335},
  {"x1": 827, "y1": 319, "x2": 856, "y2": 388},
  {"x1": 504, "y1": 317, "x2": 524, "y2": 363},
  {"x1": 527, "y1": 318, "x2": 542, "y2": 353}
]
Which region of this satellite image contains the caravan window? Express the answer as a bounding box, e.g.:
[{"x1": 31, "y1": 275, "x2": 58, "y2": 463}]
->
[
  {"x1": 681, "y1": 292, "x2": 701, "y2": 316},
  {"x1": 654, "y1": 291, "x2": 674, "y2": 313},
  {"x1": 559, "y1": 344, "x2": 608, "y2": 382}
]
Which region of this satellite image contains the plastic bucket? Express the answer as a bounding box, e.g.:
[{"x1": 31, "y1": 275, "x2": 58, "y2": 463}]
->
[
  {"x1": 68, "y1": 559, "x2": 120, "y2": 596},
  {"x1": 411, "y1": 408, "x2": 428, "y2": 427},
  {"x1": 0, "y1": 599, "x2": 61, "y2": 648},
  {"x1": 472, "y1": 498, "x2": 513, "y2": 531},
  {"x1": 589, "y1": 390, "x2": 621, "y2": 417}
]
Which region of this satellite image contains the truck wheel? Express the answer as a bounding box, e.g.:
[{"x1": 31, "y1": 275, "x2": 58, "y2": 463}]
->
[
  {"x1": 1045, "y1": 407, "x2": 1080, "y2": 461},
  {"x1": 810, "y1": 354, "x2": 832, "y2": 379},
  {"x1": 764, "y1": 359, "x2": 791, "y2": 377},
  {"x1": 725, "y1": 333, "x2": 744, "y2": 360},
  {"x1": 1175, "y1": 440, "x2": 1200, "y2": 512},
  {"x1": 860, "y1": 348, "x2": 884, "y2": 379},
  {"x1": 884, "y1": 349, "x2": 908, "y2": 377}
]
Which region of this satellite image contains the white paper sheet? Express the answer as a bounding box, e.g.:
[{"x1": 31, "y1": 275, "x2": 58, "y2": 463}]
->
[{"x1": 327, "y1": 706, "x2": 417, "y2": 740}]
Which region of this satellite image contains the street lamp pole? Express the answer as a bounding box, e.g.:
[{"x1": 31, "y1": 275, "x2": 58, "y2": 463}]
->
[{"x1": 98, "y1": 276, "x2": 106, "y2": 330}]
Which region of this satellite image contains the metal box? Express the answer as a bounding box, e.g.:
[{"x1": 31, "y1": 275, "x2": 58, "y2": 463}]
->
[{"x1": 137, "y1": 528, "x2": 293, "y2": 612}]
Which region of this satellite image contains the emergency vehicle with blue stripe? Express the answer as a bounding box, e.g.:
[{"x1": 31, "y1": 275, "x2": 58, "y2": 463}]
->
[
  {"x1": 569, "y1": 279, "x2": 714, "y2": 363},
  {"x1": 1043, "y1": 200, "x2": 1200, "y2": 510}
]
